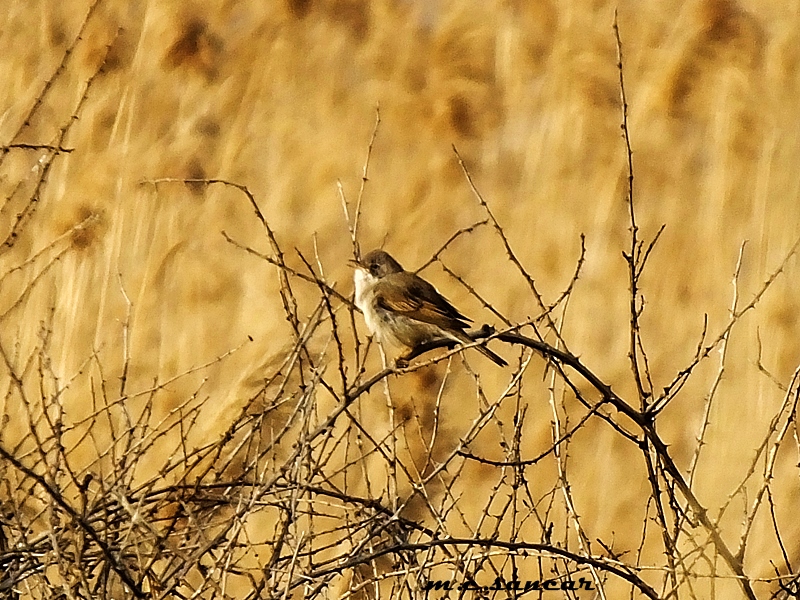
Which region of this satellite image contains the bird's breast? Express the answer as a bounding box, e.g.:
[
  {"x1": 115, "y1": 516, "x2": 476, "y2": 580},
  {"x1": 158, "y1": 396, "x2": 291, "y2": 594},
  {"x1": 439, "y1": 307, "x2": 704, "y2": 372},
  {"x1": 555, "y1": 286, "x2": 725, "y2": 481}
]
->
[{"x1": 354, "y1": 270, "x2": 379, "y2": 335}]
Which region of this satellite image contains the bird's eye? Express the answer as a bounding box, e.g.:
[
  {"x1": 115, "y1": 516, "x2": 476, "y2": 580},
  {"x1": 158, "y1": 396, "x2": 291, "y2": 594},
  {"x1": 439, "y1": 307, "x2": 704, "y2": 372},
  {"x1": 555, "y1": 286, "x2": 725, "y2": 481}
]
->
[{"x1": 369, "y1": 264, "x2": 380, "y2": 276}]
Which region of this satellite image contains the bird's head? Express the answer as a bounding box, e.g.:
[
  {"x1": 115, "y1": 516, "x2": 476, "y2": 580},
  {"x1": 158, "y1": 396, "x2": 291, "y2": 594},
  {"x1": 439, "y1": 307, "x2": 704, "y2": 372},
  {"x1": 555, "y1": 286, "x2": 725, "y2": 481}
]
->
[{"x1": 349, "y1": 249, "x2": 404, "y2": 280}]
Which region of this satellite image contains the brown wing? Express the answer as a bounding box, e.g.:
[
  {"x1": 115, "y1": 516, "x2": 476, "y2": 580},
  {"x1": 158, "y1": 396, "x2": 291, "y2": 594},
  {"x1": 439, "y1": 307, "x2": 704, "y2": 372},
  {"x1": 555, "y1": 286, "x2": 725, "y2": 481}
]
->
[{"x1": 374, "y1": 272, "x2": 471, "y2": 331}]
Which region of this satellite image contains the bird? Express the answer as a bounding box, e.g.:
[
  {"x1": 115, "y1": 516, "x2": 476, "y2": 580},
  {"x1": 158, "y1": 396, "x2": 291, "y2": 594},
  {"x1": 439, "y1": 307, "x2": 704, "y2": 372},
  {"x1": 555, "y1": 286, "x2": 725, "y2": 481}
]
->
[{"x1": 351, "y1": 249, "x2": 507, "y2": 367}]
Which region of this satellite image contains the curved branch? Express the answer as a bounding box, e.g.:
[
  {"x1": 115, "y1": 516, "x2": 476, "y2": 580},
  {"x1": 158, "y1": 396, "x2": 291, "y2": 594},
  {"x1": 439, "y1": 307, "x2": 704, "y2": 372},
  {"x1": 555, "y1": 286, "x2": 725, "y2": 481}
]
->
[
  {"x1": 397, "y1": 327, "x2": 756, "y2": 600},
  {"x1": 293, "y1": 537, "x2": 660, "y2": 599}
]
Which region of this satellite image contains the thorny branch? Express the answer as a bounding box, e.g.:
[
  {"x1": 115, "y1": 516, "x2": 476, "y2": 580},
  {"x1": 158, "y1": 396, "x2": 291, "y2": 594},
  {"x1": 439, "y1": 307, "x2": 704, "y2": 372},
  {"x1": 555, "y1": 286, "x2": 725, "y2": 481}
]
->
[{"x1": 1, "y1": 13, "x2": 797, "y2": 600}]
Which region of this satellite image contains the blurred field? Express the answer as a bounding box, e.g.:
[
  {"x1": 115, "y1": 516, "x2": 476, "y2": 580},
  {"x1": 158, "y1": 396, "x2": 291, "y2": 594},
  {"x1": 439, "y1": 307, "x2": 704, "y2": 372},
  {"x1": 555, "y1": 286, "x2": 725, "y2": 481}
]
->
[{"x1": 1, "y1": 0, "x2": 799, "y2": 597}]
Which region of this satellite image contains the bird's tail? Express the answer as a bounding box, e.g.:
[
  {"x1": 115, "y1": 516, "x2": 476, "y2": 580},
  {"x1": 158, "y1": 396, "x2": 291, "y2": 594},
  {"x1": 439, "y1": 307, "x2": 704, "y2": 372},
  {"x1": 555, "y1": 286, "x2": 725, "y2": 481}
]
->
[
  {"x1": 475, "y1": 343, "x2": 508, "y2": 367},
  {"x1": 454, "y1": 331, "x2": 507, "y2": 367}
]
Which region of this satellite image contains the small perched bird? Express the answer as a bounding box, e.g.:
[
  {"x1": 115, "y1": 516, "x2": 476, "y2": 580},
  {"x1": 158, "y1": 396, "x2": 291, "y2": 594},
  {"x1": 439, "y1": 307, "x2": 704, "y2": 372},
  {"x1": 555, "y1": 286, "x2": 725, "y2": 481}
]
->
[{"x1": 351, "y1": 249, "x2": 507, "y2": 367}]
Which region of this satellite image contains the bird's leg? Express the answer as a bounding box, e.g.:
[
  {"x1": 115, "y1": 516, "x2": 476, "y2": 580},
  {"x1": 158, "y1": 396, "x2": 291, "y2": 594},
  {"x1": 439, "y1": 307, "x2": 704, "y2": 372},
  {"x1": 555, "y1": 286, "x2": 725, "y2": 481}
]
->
[
  {"x1": 468, "y1": 324, "x2": 496, "y2": 339},
  {"x1": 398, "y1": 339, "x2": 460, "y2": 365}
]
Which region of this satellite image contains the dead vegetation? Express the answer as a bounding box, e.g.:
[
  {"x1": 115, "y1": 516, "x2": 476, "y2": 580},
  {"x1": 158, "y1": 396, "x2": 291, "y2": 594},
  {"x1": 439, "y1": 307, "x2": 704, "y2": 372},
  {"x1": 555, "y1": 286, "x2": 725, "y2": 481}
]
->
[{"x1": 1, "y1": 1, "x2": 799, "y2": 599}]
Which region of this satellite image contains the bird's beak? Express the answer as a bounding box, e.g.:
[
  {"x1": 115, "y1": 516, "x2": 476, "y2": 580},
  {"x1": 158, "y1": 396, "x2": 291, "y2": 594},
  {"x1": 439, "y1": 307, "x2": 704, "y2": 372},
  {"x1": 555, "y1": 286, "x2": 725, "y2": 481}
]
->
[{"x1": 348, "y1": 258, "x2": 363, "y2": 269}]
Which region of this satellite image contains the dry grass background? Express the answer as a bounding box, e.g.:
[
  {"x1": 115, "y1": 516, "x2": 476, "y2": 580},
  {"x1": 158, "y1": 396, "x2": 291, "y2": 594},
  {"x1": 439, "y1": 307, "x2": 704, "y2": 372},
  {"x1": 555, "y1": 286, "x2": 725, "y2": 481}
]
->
[{"x1": 1, "y1": 0, "x2": 800, "y2": 598}]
